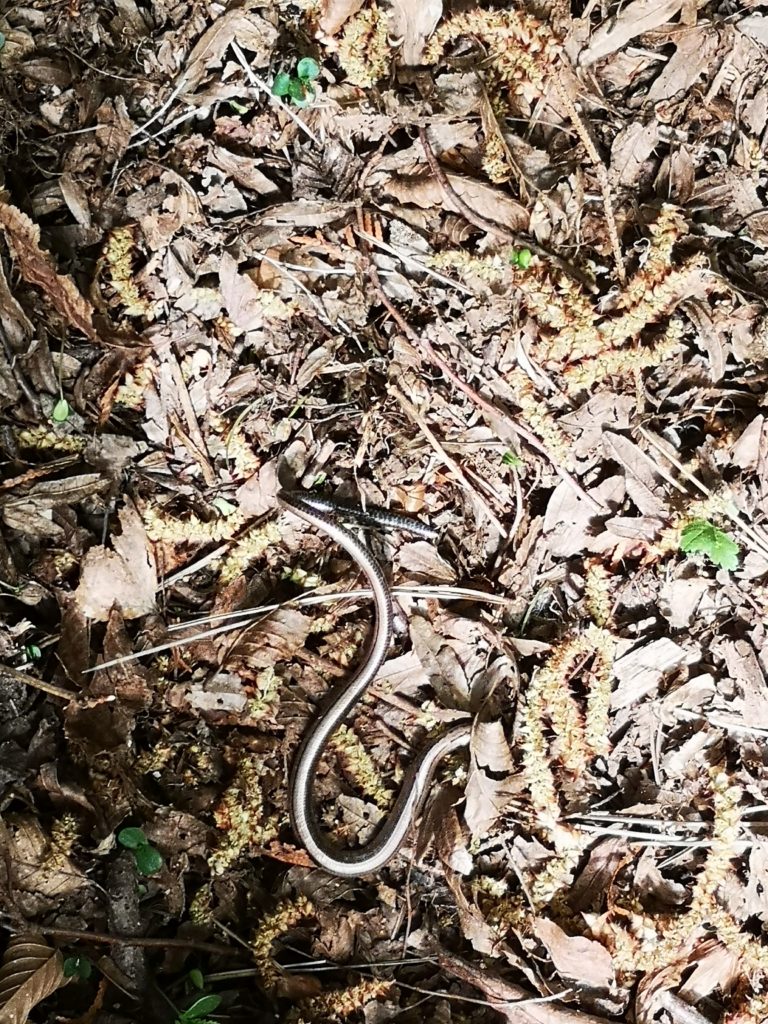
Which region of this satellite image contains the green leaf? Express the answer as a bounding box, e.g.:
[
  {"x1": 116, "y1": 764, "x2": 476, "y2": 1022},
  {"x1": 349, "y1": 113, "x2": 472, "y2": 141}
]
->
[
  {"x1": 680, "y1": 519, "x2": 740, "y2": 571},
  {"x1": 63, "y1": 956, "x2": 92, "y2": 980},
  {"x1": 181, "y1": 995, "x2": 222, "y2": 1020},
  {"x1": 296, "y1": 57, "x2": 320, "y2": 81},
  {"x1": 287, "y1": 77, "x2": 307, "y2": 102},
  {"x1": 501, "y1": 450, "x2": 522, "y2": 468},
  {"x1": 24, "y1": 643, "x2": 42, "y2": 661},
  {"x1": 52, "y1": 398, "x2": 70, "y2": 422},
  {"x1": 188, "y1": 969, "x2": 205, "y2": 991},
  {"x1": 272, "y1": 72, "x2": 292, "y2": 97},
  {"x1": 516, "y1": 248, "x2": 532, "y2": 269},
  {"x1": 133, "y1": 843, "x2": 164, "y2": 875},
  {"x1": 118, "y1": 826, "x2": 148, "y2": 849}
]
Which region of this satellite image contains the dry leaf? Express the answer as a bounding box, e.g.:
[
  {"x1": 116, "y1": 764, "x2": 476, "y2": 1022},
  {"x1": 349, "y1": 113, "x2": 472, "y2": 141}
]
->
[
  {"x1": 532, "y1": 919, "x2": 615, "y2": 991},
  {"x1": 390, "y1": 0, "x2": 442, "y2": 65},
  {"x1": 464, "y1": 721, "x2": 515, "y2": 836},
  {"x1": 6, "y1": 817, "x2": 88, "y2": 899},
  {"x1": 580, "y1": 0, "x2": 684, "y2": 66},
  {"x1": 319, "y1": 0, "x2": 365, "y2": 36},
  {"x1": 0, "y1": 202, "x2": 101, "y2": 343},
  {"x1": 74, "y1": 502, "x2": 157, "y2": 621},
  {"x1": 0, "y1": 935, "x2": 67, "y2": 1024}
]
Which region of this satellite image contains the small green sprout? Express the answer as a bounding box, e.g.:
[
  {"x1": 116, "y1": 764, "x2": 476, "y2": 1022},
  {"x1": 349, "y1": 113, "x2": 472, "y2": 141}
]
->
[
  {"x1": 188, "y1": 969, "x2": 205, "y2": 991},
  {"x1": 63, "y1": 955, "x2": 93, "y2": 981},
  {"x1": 272, "y1": 56, "x2": 320, "y2": 106},
  {"x1": 176, "y1": 994, "x2": 222, "y2": 1024},
  {"x1": 51, "y1": 398, "x2": 71, "y2": 423},
  {"x1": 501, "y1": 450, "x2": 523, "y2": 468},
  {"x1": 509, "y1": 248, "x2": 532, "y2": 270},
  {"x1": 680, "y1": 519, "x2": 740, "y2": 571},
  {"x1": 117, "y1": 826, "x2": 164, "y2": 876},
  {"x1": 24, "y1": 643, "x2": 42, "y2": 661}
]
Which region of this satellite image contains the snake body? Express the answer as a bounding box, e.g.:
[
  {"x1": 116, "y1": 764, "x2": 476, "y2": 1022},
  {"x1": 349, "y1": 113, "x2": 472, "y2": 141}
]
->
[{"x1": 279, "y1": 489, "x2": 471, "y2": 876}]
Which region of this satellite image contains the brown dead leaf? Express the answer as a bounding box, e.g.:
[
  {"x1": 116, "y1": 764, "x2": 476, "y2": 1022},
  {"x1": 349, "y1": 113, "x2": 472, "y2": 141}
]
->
[
  {"x1": 94, "y1": 97, "x2": 133, "y2": 170},
  {"x1": 609, "y1": 121, "x2": 661, "y2": 189},
  {"x1": 0, "y1": 935, "x2": 67, "y2": 1024},
  {"x1": 612, "y1": 638, "x2": 697, "y2": 708},
  {"x1": 319, "y1": 0, "x2": 365, "y2": 36},
  {"x1": 219, "y1": 252, "x2": 267, "y2": 332},
  {"x1": 0, "y1": 202, "x2": 102, "y2": 344},
  {"x1": 580, "y1": 0, "x2": 684, "y2": 66},
  {"x1": 383, "y1": 170, "x2": 529, "y2": 234},
  {"x1": 7, "y1": 816, "x2": 88, "y2": 899},
  {"x1": 390, "y1": 0, "x2": 442, "y2": 65},
  {"x1": 74, "y1": 502, "x2": 157, "y2": 622},
  {"x1": 532, "y1": 918, "x2": 615, "y2": 992},
  {"x1": 177, "y1": 9, "x2": 277, "y2": 96},
  {"x1": 464, "y1": 720, "x2": 515, "y2": 837}
]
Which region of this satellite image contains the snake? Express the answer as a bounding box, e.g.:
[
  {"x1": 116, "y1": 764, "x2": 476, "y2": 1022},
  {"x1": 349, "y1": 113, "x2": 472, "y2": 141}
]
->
[{"x1": 278, "y1": 489, "x2": 472, "y2": 876}]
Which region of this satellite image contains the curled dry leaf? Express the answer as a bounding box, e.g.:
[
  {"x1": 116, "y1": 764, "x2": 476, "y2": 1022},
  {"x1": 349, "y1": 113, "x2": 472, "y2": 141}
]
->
[
  {"x1": 74, "y1": 502, "x2": 157, "y2": 622},
  {"x1": 0, "y1": 202, "x2": 101, "y2": 344},
  {"x1": 0, "y1": 934, "x2": 67, "y2": 1024}
]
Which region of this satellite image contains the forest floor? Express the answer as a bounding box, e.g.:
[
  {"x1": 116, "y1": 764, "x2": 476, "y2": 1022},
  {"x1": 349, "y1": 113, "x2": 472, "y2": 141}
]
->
[{"x1": 2, "y1": 1, "x2": 768, "y2": 1022}]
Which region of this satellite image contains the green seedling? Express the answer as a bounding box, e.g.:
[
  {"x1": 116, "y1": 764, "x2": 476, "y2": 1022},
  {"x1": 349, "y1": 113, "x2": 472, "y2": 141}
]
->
[
  {"x1": 175, "y1": 994, "x2": 222, "y2": 1024},
  {"x1": 51, "y1": 398, "x2": 71, "y2": 423},
  {"x1": 24, "y1": 643, "x2": 42, "y2": 661},
  {"x1": 63, "y1": 955, "x2": 93, "y2": 981},
  {"x1": 501, "y1": 450, "x2": 523, "y2": 468},
  {"x1": 117, "y1": 826, "x2": 164, "y2": 876},
  {"x1": 680, "y1": 519, "x2": 740, "y2": 571},
  {"x1": 272, "y1": 56, "x2": 320, "y2": 106},
  {"x1": 188, "y1": 969, "x2": 205, "y2": 991},
  {"x1": 509, "y1": 248, "x2": 532, "y2": 270}
]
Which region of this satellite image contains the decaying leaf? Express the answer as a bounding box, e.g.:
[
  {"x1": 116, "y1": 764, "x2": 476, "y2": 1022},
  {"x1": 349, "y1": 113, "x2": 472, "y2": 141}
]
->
[
  {"x1": 0, "y1": 935, "x2": 67, "y2": 1024},
  {"x1": 0, "y1": 203, "x2": 102, "y2": 344},
  {"x1": 74, "y1": 502, "x2": 157, "y2": 621}
]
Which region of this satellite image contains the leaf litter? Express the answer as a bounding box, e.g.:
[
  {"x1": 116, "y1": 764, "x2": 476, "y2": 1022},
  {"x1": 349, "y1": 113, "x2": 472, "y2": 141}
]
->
[{"x1": 2, "y1": 1, "x2": 768, "y2": 1022}]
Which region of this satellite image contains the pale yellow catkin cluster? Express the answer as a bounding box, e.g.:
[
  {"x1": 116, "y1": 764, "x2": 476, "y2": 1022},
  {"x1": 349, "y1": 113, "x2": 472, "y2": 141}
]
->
[
  {"x1": 208, "y1": 754, "x2": 281, "y2": 875},
  {"x1": 45, "y1": 813, "x2": 79, "y2": 867},
  {"x1": 143, "y1": 502, "x2": 248, "y2": 546},
  {"x1": 294, "y1": 979, "x2": 392, "y2": 1022},
  {"x1": 328, "y1": 724, "x2": 394, "y2": 809},
  {"x1": 244, "y1": 666, "x2": 282, "y2": 723},
  {"x1": 505, "y1": 367, "x2": 573, "y2": 468},
  {"x1": 596, "y1": 767, "x2": 748, "y2": 979},
  {"x1": 250, "y1": 894, "x2": 315, "y2": 993},
  {"x1": 337, "y1": 3, "x2": 391, "y2": 87},
  {"x1": 207, "y1": 410, "x2": 261, "y2": 479},
  {"x1": 423, "y1": 8, "x2": 561, "y2": 94},
  {"x1": 218, "y1": 520, "x2": 282, "y2": 584},
  {"x1": 17, "y1": 426, "x2": 86, "y2": 453},
  {"x1": 102, "y1": 225, "x2": 152, "y2": 319},
  {"x1": 510, "y1": 205, "x2": 700, "y2": 376}
]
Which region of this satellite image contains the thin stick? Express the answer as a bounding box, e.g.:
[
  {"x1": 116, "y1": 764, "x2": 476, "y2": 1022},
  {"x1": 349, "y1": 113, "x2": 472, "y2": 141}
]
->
[
  {"x1": 364, "y1": 252, "x2": 605, "y2": 514},
  {"x1": 391, "y1": 386, "x2": 507, "y2": 537},
  {"x1": 40, "y1": 926, "x2": 233, "y2": 957},
  {"x1": 417, "y1": 127, "x2": 597, "y2": 294},
  {"x1": 0, "y1": 666, "x2": 77, "y2": 702},
  {"x1": 550, "y1": 74, "x2": 625, "y2": 284},
  {"x1": 354, "y1": 229, "x2": 476, "y2": 297}
]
